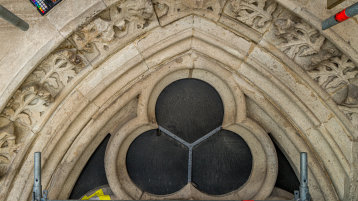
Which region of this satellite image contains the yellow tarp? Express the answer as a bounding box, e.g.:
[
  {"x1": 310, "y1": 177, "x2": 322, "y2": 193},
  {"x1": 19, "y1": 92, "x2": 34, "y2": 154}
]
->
[{"x1": 81, "y1": 189, "x2": 111, "y2": 200}]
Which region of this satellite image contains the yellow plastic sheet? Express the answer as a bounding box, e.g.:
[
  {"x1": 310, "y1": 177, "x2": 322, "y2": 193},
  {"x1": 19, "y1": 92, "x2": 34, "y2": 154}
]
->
[{"x1": 81, "y1": 189, "x2": 111, "y2": 200}]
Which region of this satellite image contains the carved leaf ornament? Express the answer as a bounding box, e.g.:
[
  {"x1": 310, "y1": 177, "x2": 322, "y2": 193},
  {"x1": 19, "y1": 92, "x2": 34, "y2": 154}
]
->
[
  {"x1": 309, "y1": 55, "x2": 357, "y2": 91},
  {"x1": 231, "y1": 0, "x2": 277, "y2": 30},
  {"x1": 3, "y1": 86, "x2": 50, "y2": 127},
  {"x1": 308, "y1": 55, "x2": 358, "y2": 109},
  {"x1": 72, "y1": 0, "x2": 154, "y2": 53},
  {"x1": 275, "y1": 19, "x2": 325, "y2": 59},
  {"x1": 34, "y1": 50, "x2": 79, "y2": 89},
  {"x1": 0, "y1": 0, "x2": 357, "y2": 182}
]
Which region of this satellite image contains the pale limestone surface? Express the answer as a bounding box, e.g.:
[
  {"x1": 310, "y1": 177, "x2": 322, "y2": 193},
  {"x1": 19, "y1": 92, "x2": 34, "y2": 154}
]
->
[{"x1": 0, "y1": 0, "x2": 357, "y2": 200}]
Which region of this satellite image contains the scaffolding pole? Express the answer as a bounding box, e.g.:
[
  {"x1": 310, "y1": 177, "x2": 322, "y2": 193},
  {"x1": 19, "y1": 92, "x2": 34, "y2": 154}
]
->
[
  {"x1": 322, "y1": 2, "x2": 358, "y2": 30},
  {"x1": 0, "y1": 5, "x2": 29, "y2": 31}
]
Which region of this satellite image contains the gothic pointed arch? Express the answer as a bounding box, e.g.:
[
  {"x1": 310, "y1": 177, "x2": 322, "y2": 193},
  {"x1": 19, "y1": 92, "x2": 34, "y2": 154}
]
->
[{"x1": 0, "y1": 0, "x2": 357, "y2": 200}]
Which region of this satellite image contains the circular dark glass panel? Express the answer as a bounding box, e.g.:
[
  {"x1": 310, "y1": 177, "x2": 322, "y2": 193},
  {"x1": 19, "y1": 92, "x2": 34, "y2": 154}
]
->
[
  {"x1": 155, "y1": 79, "x2": 224, "y2": 143},
  {"x1": 192, "y1": 129, "x2": 252, "y2": 195},
  {"x1": 126, "y1": 130, "x2": 188, "y2": 195}
]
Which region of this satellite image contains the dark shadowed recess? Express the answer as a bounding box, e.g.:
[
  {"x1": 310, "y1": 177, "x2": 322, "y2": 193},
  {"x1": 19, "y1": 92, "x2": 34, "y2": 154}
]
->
[
  {"x1": 126, "y1": 129, "x2": 188, "y2": 195},
  {"x1": 269, "y1": 134, "x2": 300, "y2": 194},
  {"x1": 192, "y1": 129, "x2": 252, "y2": 195},
  {"x1": 69, "y1": 135, "x2": 110, "y2": 199},
  {"x1": 155, "y1": 78, "x2": 224, "y2": 143}
]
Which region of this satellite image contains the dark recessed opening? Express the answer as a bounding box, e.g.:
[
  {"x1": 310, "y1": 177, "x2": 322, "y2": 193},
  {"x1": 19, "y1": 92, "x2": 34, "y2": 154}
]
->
[
  {"x1": 126, "y1": 129, "x2": 188, "y2": 195},
  {"x1": 155, "y1": 78, "x2": 224, "y2": 143},
  {"x1": 269, "y1": 134, "x2": 300, "y2": 193},
  {"x1": 192, "y1": 129, "x2": 252, "y2": 195},
  {"x1": 69, "y1": 134, "x2": 110, "y2": 199}
]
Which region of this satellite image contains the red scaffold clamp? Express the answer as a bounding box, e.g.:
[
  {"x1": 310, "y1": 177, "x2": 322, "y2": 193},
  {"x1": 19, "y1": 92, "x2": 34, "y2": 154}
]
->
[{"x1": 322, "y1": 2, "x2": 358, "y2": 30}]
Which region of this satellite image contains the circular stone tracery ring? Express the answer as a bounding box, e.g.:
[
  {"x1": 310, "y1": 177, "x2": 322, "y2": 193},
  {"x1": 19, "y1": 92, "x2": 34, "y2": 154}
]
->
[{"x1": 105, "y1": 72, "x2": 278, "y2": 200}]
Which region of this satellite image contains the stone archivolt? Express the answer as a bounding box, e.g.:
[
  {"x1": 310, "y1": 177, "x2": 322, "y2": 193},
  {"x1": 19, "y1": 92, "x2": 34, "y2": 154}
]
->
[
  {"x1": 71, "y1": 0, "x2": 155, "y2": 62},
  {"x1": 0, "y1": 0, "x2": 357, "y2": 200},
  {"x1": 271, "y1": 10, "x2": 358, "y2": 127}
]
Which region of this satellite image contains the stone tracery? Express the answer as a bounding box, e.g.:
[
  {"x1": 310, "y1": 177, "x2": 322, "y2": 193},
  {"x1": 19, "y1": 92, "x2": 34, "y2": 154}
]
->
[{"x1": 0, "y1": 0, "x2": 357, "y2": 200}]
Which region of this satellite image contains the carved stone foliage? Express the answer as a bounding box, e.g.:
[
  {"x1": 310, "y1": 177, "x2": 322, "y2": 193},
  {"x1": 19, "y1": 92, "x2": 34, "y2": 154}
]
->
[
  {"x1": 0, "y1": 26, "x2": 88, "y2": 180},
  {"x1": 0, "y1": 43, "x2": 88, "y2": 177},
  {"x1": 271, "y1": 9, "x2": 341, "y2": 69},
  {"x1": 308, "y1": 55, "x2": 358, "y2": 126},
  {"x1": 309, "y1": 55, "x2": 358, "y2": 104},
  {"x1": 27, "y1": 48, "x2": 87, "y2": 97},
  {"x1": 1, "y1": 44, "x2": 88, "y2": 130},
  {"x1": 0, "y1": 118, "x2": 20, "y2": 177},
  {"x1": 0, "y1": 0, "x2": 155, "y2": 178},
  {"x1": 2, "y1": 86, "x2": 52, "y2": 127},
  {"x1": 153, "y1": 0, "x2": 226, "y2": 25},
  {"x1": 275, "y1": 20, "x2": 324, "y2": 59},
  {"x1": 71, "y1": 0, "x2": 155, "y2": 62},
  {"x1": 228, "y1": 0, "x2": 277, "y2": 33},
  {"x1": 0, "y1": 0, "x2": 356, "y2": 185},
  {"x1": 271, "y1": 9, "x2": 358, "y2": 127}
]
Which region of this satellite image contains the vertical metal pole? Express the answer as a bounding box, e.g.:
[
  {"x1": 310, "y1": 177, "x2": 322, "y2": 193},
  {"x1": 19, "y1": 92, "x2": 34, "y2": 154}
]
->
[
  {"x1": 0, "y1": 5, "x2": 29, "y2": 31},
  {"x1": 33, "y1": 152, "x2": 42, "y2": 201},
  {"x1": 300, "y1": 152, "x2": 310, "y2": 201},
  {"x1": 294, "y1": 190, "x2": 300, "y2": 201}
]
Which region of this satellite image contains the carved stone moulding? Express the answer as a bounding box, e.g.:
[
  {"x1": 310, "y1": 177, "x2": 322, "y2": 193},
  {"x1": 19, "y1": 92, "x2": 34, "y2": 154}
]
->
[
  {"x1": 223, "y1": 0, "x2": 278, "y2": 34},
  {"x1": 0, "y1": 0, "x2": 158, "y2": 181},
  {"x1": 2, "y1": 14, "x2": 352, "y2": 201},
  {"x1": 0, "y1": 0, "x2": 356, "y2": 200},
  {"x1": 258, "y1": 2, "x2": 358, "y2": 129},
  {"x1": 70, "y1": 0, "x2": 158, "y2": 67},
  {"x1": 153, "y1": 0, "x2": 227, "y2": 26}
]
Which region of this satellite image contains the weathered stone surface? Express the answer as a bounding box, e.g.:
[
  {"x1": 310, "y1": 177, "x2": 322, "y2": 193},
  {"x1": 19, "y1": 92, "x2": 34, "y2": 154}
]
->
[
  {"x1": 46, "y1": 0, "x2": 107, "y2": 37},
  {"x1": 153, "y1": 0, "x2": 227, "y2": 25},
  {"x1": 0, "y1": 0, "x2": 357, "y2": 200},
  {"x1": 69, "y1": 0, "x2": 158, "y2": 66},
  {"x1": 0, "y1": 118, "x2": 19, "y2": 178},
  {"x1": 224, "y1": 0, "x2": 278, "y2": 33}
]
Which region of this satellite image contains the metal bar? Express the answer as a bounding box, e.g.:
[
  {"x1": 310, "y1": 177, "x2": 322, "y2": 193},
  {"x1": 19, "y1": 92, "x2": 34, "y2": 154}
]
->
[
  {"x1": 159, "y1": 126, "x2": 221, "y2": 183},
  {"x1": 188, "y1": 148, "x2": 193, "y2": 183},
  {"x1": 191, "y1": 126, "x2": 221, "y2": 147},
  {"x1": 158, "y1": 126, "x2": 191, "y2": 147},
  {"x1": 294, "y1": 190, "x2": 299, "y2": 201},
  {"x1": 346, "y1": 2, "x2": 358, "y2": 17},
  {"x1": 0, "y1": 5, "x2": 29, "y2": 31},
  {"x1": 322, "y1": 2, "x2": 358, "y2": 30},
  {"x1": 33, "y1": 152, "x2": 42, "y2": 201},
  {"x1": 299, "y1": 152, "x2": 310, "y2": 201}
]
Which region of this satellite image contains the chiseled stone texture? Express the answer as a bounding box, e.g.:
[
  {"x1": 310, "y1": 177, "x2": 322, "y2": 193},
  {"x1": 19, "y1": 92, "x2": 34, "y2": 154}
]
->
[{"x1": 0, "y1": 0, "x2": 357, "y2": 200}]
